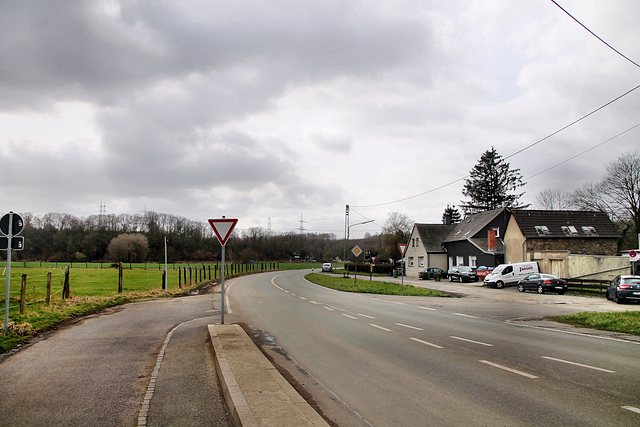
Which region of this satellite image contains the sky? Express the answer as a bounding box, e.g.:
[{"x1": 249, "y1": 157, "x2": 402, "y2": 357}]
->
[{"x1": 1, "y1": 0, "x2": 639, "y2": 239}]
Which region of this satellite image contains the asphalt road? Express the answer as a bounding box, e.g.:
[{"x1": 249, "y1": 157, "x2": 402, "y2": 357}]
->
[
  {"x1": 0, "y1": 291, "x2": 231, "y2": 426},
  {"x1": 227, "y1": 270, "x2": 640, "y2": 426}
]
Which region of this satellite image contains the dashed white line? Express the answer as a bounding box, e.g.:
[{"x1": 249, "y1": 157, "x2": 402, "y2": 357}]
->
[
  {"x1": 450, "y1": 336, "x2": 494, "y2": 347},
  {"x1": 358, "y1": 313, "x2": 376, "y2": 319},
  {"x1": 622, "y1": 406, "x2": 640, "y2": 414},
  {"x1": 395, "y1": 323, "x2": 424, "y2": 331},
  {"x1": 309, "y1": 301, "x2": 322, "y2": 305},
  {"x1": 410, "y1": 337, "x2": 443, "y2": 349},
  {"x1": 418, "y1": 306, "x2": 437, "y2": 311},
  {"x1": 342, "y1": 314, "x2": 357, "y2": 320},
  {"x1": 479, "y1": 360, "x2": 538, "y2": 379},
  {"x1": 390, "y1": 301, "x2": 407, "y2": 306},
  {"x1": 299, "y1": 296, "x2": 307, "y2": 300},
  {"x1": 324, "y1": 306, "x2": 335, "y2": 311},
  {"x1": 370, "y1": 324, "x2": 392, "y2": 332},
  {"x1": 454, "y1": 313, "x2": 478, "y2": 319},
  {"x1": 541, "y1": 356, "x2": 615, "y2": 373}
]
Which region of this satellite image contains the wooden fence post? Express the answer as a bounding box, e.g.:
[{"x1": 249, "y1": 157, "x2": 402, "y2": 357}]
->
[
  {"x1": 63, "y1": 266, "x2": 70, "y2": 299},
  {"x1": 46, "y1": 272, "x2": 52, "y2": 305},
  {"x1": 20, "y1": 274, "x2": 27, "y2": 314},
  {"x1": 118, "y1": 263, "x2": 123, "y2": 293},
  {"x1": 189, "y1": 267, "x2": 192, "y2": 285},
  {"x1": 178, "y1": 268, "x2": 182, "y2": 288}
]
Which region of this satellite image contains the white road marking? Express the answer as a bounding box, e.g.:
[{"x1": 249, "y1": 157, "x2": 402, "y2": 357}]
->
[
  {"x1": 370, "y1": 324, "x2": 392, "y2": 332},
  {"x1": 323, "y1": 306, "x2": 335, "y2": 311},
  {"x1": 342, "y1": 314, "x2": 357, "y2": 320},
  {"x1": 622, "y1": 406, "x2": 640, "y2": 414},
  {"x1": 479, "y1": 360, "x2": 539, "y2": 379},
  {"x1": 418, "y1": 306, "x2": 437, "y2": 311},
  {"x1": 454, "y1": 313, "x2": 478, "y2": 319},
  {"x1": 410, "y1": 338, "x2": 444, "y2": 349},
  {"x1": 390, "y1": 301, "x2": 407, "y2": 306},
  {"x1": 541, "y1": 356, "x2": 615, "y2": 373},
  {"x1": 299, "y1": 296, "x2": 307, "y2": 300},
  {"x1": 358, "y1": 313, "x2": 376, "y2": 319},
  {"x1": 395, "y1": 323, "x2": 424, "y2": 331},
  {"x1": 310, "y1": 301, "x2": 322, "y2": 304},
  {"x1": 450, "y1": 336, "x2": 494, "y2": 347}
]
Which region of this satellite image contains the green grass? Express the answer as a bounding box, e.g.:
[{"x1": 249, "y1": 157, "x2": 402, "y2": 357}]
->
[
  {"x1": 305, "y1": 273, "x2": 450, "y2": 297},
  {"x1": 550, "y1": 311, "x2": 640, "y2": 336}
]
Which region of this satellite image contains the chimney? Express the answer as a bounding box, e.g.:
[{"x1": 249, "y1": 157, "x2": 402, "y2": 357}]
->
[
  {"x1": 488, "y1": 229, "x2": 497, "y2": 251},
  {"x1": 444, "y1": 213, "x2": 451, "y2": 226}
]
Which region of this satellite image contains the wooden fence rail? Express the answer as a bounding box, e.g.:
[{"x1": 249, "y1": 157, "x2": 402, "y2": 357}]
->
[{"x1": 564, "y1": 279, "x2": 610, "y2": 295}]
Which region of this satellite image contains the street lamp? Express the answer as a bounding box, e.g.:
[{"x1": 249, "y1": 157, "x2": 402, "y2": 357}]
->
[{"x1": 344, "y1": 219, "x2": 374, "y2": 265}]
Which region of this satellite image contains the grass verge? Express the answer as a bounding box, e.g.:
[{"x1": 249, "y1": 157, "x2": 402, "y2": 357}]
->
[
  {"x1": 550, "y1": 311, "x2": 640, "y2": 336},
  {"x1": 306, "y1": 273, "x2": 450, "y2": 297}
]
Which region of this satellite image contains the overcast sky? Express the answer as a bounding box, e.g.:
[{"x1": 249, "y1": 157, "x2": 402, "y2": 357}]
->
[{"x1": 1, "y1": 0, "x2": 639, "y2": 238}]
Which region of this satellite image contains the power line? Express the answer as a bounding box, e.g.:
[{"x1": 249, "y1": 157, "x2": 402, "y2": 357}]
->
[
  {"x1": 351, "y1": 83, "x2": 640, "y2": 208},
  {"x1": 550, "y1": 0, "x2": 640, "y2": 69},
  {"x1": 525, "y1": 122, "x2": 640, "y2": 181}
]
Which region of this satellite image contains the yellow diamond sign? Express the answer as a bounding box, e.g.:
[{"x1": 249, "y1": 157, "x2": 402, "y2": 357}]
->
[{"x1": 351, "y1": 245, "x2": 363, "y2": 257}]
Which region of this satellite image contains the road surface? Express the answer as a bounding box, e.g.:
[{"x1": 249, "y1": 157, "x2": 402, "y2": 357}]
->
[{"x1": 228, "y1": 270, "x2": 640, "y2": 426}]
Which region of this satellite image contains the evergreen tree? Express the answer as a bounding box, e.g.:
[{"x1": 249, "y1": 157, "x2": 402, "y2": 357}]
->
[
  {"x1": 442, "y1": 205, "x2": 462, "y2": 224},
  {"x1": 461, "y1": 146, "x2": 528, "y2": 215}
]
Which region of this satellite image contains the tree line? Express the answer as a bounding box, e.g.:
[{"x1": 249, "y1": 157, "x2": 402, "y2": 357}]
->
[{"x1": 1, "y1": 210, "x2": 400, "y2": 264}]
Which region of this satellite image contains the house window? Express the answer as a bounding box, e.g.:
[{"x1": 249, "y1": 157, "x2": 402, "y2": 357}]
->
[
  {"x1": 469, "y1": 256, "x2": 477, "y2": 267},
  {"x1": 491, "y1": 227, "x2": 500, "y2": 238},
  {"x1": 416, "y1": 238, "x2": 419, "y2": 247},
  {"x1": 562, "y1": 226, "x2": 579, "y2": 235},
  {"x1": 408, "y1": 257, "x2": 414, "y2": 267},
  {"x1": 418, "y1": 256, "x2": 425, "y2": 267},
  {"x1": 535, "y1": 225, "x2": 550, "y2": 235},
  {"x1": 456, "y1": 256, "x2": 464, "y2": 266}
]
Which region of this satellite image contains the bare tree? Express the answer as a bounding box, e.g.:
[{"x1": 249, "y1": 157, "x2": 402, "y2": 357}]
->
[
  {"x1": 108, "y1": 233, "x2": 149, "y2": 262},
  {"x1": 382, "y1": 212, "x2": 412, "y2": 261},
  {"x1": 571, "y1": 150, "x2": 640, "y2": 246},
  {"x1": 535, "y1": 188, "x2": 573, "y2": 210}
]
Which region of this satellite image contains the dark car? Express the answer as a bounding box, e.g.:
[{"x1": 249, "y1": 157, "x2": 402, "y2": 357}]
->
[
  {"x1": 606, "y1": 275, "x2": 640, "y2": 304},
  {"x1": 419, "y1": 267, "x2": 447, "y2": 280},
  {"x1": 447, "y1": 266, "x2": 478, "y2": 282},
  {"x1": 517, "y1": 273, "x2": 567, "y2": 294}
]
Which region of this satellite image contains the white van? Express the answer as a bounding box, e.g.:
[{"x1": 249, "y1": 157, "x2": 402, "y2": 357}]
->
[{"x1": 484, "y1": 262, "x2": 539, "y2": 289}]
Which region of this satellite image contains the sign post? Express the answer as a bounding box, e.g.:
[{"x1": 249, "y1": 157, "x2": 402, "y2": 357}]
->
[
  {"x1": 398, "y1": 243, "x2": 408, "y2": 292},
  {"x1": 351, "y1": 245, "x2": 362, "y2": 285},
  {"x1": 1, "y1": 212, "x2": 25, "y2": 334},
  {"x1": 208, "y1": 218, "x2": 238, "y2": 324}
]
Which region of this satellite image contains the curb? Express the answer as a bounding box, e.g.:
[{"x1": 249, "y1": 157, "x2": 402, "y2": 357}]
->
[{"x1": 208, "y1": 324, "x2": 329, "y2": 426}]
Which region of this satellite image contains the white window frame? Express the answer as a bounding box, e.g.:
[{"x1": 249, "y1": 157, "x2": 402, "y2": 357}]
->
[
  {"x1": 469, "y1": 256, "x2": 477, "y2": 268},
  {"x1": 456, "y1": 256, "x2": 464, "y2": 266},
  {"x1": 418, "y1": 256, "x2": 425, "y2": 267},
  {"x1": 408, "y1": 257, "x2": 414, "y2": 267}
]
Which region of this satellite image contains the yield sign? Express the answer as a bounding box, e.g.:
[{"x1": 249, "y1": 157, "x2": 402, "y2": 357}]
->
[
  {"x1": 208, "y1": 218, "x2": 238, "y2": 246},
  {"x1": 398, "y1": 243, "x2": 408, "y2": 257}
]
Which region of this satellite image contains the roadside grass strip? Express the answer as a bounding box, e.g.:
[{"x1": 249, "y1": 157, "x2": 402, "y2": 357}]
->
[
  {"x1": 479, "y1": 360, "x2": 539, "y2": 379},
  {"x1": 305, "y1": 273, "x2": 450, "y2": 297},
  {"x1": 541, "y1": 356, "x2": 615, "y2": 373}
]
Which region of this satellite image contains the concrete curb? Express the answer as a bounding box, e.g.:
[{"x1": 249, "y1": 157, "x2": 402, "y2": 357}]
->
[{"x1": 208, "y1": 324, "x2": 329, "y2": 426}]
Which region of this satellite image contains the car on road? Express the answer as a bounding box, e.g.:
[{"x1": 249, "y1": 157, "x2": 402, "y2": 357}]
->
[
  {"x1": 321, "y1": 263, "x2": 333, "y2": 272},
  {"x1": 517, "y1": 273, "x2": 567, "y2": 294},
  {"x1": 447, "y1": 266, "x2": 478, "y2": 282},
  {"x1": 418, "y1": 267, "x2": 448, "y2": 280},
  {"x1": 606, "y1": 275, "x2": 640, "y2": 304}
]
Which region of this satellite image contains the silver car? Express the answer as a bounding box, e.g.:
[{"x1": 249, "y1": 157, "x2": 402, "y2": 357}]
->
[{"x1": 321, "y1": 263, "x2": 333, "y2": 272}]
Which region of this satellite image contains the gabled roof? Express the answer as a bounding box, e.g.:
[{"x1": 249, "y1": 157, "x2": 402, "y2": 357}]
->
[
  {"x1": 510, "y1": 210, "x2": 620, "y2": 238},
  {"x1": 444, "y1": 208, "x2": 506, "y2": 242},
  {"x1": 414, "y1": 223, "x2": 454, "y2": 252}
]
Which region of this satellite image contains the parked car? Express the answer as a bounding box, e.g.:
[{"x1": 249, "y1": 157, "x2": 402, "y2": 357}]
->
[
  {"x1": 517, "y1": 274, "x2": 567, "y2": 294},
  {"x1": 321, "y1": 263, "x2": 333, "y2": 272},
  {"x1": 419, "y1": 267, "x2": 448, "y2": 280},
  {"x1": 475, "y1": 266, "x2": 494, "y2": 281},
  {"x1": 606, "y1": 275, "x2": 640, "y2": 304},
  {"x1": 447, "y1": 266, "x2": 478, "y2": 282}
]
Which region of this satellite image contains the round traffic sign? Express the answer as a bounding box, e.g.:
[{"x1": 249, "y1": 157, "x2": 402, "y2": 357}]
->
[{"x1": 0, "y1": 212, "x2": 24, "y2": 236}]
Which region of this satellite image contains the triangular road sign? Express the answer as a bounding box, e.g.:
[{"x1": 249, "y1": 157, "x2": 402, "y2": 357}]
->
[
  {"x1": 208, "y1": 218, "x2": 238, "y2": 246},
  {"x1": 398, "y1": 243, "x2": 408, "y2": 257}
]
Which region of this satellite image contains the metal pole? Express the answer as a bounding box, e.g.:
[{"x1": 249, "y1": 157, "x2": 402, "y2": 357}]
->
[
  {"x1": 4, "y1": 212, "x2": 13, "y2": 334},
  {"x1": 221, "y1": 245, "x2": 226, "y2": 324}
]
